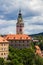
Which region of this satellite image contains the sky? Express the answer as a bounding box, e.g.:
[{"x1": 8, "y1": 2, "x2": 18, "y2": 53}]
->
[{"x1": 0, "y1": 0, "x2": 43, "y2": 35}]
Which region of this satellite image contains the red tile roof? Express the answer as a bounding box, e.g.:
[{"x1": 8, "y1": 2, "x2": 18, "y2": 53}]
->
[
  {"x1": 35, "y1": 45, "x2": 40, "y2": 50},
  {"x1": 35, "y1": 45, "x2": 42, "y2": 56},
  {"x1": 0, "y1": 36, "x2": 8, "y2": 42},
  {"x1": 5, "y1": 34, "x2": 32, "y2": 40}
]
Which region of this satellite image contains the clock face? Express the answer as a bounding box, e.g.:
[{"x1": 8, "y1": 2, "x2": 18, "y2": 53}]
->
[{"x1": 19, "y1": 18, "x2": 21, "y2": 21}]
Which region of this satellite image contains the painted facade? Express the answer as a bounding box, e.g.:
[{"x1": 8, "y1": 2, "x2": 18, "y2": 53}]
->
[{"x1": 0, "y1": 36, "x2": 9, "y2": 60}]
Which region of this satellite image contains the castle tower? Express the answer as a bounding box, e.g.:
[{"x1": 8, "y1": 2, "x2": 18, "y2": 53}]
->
[{"x1": 16, "y1": 10, "x2": 24, "y2": 34}]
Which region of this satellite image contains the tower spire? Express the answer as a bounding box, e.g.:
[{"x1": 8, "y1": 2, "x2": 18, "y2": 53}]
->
[
  {"x1": 19, "y1": 9, "x2": 21, "y2": 14},
  {"x1": 16, "y1": 10, "x2": 24, "y2": 34},
  {"x1": 18, "y1": 9, "x2": 22, "y2": 22}
]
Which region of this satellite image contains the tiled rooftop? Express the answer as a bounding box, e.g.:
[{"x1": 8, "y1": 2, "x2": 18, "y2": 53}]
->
[
  {"x1": 0, "y1": 36, "x2": 8, "y2": 42},
  {"x1": 5, "y1": 34, "x2": 32, "y2": 40}
]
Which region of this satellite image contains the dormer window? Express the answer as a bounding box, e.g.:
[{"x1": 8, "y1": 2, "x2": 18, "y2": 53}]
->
[
  {"x1": 26, "y1": 37, "x2": 28, "y2": 39},
  {"x1": 3, "y1": 39, "x2": 5, "y2": 41},
  {"x1": 7, "y1": 37, "x2": 9, "y2": 40},
  {"x1": 14, "y1": 37, "x2": 15, "y2": 39},
  {"x1": 20, "y1": 37, "x2": 22, "y2": 39}
]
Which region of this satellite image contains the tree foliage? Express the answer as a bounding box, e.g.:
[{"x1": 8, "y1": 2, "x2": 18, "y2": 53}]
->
[
  {"x1": 0, "y1": 44, "x2": 43, "y2": 65},
  {"x1": 7, "y1": 46, "x2": 43, "y2": 65},
  {"x1": 0, "y1": 58, "x2": 4, "y2": 65}
]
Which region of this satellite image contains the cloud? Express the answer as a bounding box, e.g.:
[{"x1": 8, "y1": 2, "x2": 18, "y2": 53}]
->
[
  {"x1": 0, "y1": 0, "x2": 43, "y2": 20},
  {"x1": 0, "y1": 0, "x2": 43, "y2": 34},
  {"x1": 24, "y1": 15, "x2": 43, "y2": 34},
  {"x1": 0, "y1": 15, "x2": 43, "y2": 35},
  {"x1": 0, "y1": 19, "x2": 16, "y2": 34},
  {"x1": 24, "y1": 16, "x2": 43, "y2": 25}
]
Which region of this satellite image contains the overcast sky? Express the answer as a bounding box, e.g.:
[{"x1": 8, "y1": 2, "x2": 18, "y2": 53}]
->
[{"x1": 0, "y1": 0, "x2": 43, "y2": 35}]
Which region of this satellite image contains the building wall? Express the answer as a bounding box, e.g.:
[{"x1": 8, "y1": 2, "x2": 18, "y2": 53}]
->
[
  {"x1": 9, "y1": 40, "x2": 31, "y2": 49},
  {"x1": 0, "y1": 42, "x2": 9, "y2": 60},
  {"x1": 16, "y1": 23, "x2": 24, "y2": 34}
]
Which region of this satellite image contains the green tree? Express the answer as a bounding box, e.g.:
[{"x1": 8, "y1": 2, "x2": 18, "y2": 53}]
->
[
  {"x1": 0, "y1": 58, "x2": 4, "y2": 65},
  {"x1": 35, "y1": 55, "x2": 43, "y2": 65},
  {"x1": 8, "y1": 46, "x2": 43, "y2": 65}
]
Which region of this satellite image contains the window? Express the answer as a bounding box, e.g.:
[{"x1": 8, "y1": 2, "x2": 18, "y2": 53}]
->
[
  {"x1": 27, "y1": 44, "x2": 29, "y2": 46},
  {"x1": 1, "y1": 53, "x2": 3, "y2": 55},
  {"x1": 14, "y1": 41, "x2": 16, "y2": 43},
  {"x1": 19, "y1": 44, "x2": 20, "y2": 46},
  {"x1": 19, "y1": 41, "x2": 22, "y2": 43},
  {"x1": 4, "y1": 44, "x2": 6, "y2": 46},
  {"x1": 23, "y1": 40, "x2": 24, "y2": 43},
  {"x1": 16, "y1": 41, "x2": 19, "y2": 43},
  {"x1": 11, "y1": 40, "x2": 13, "y2": 43},
  {"x1": 23, "y1": 44, "x2": 24, "y2": 46},
  {"x1": 1, "y1": 48, "x2": 3, "y2": 50},
  {"x1": 4, "y1": 53, "x2": 6, "y2": 55},
  {"x1": 20, "y1": 29, "x2": 22, "y2": 31},
  {"x1": 25, "y1": 41, "x2": 27, "y2": 43},
  {"x1": 15, "y1": 44, "x2": 16, "y2": 46},
  {"x1": 15, "y1": 44, "x2": 19, "y2": 46},
  {"x1": 4, "y1": 57, "x2": 7, "y2": 59},
  {"x1": 4, "y1": 48, "x2": 6, "y2": 51},
  {"x1": 1, "y1": 44, "x2": 3, "y2": 46},
  {"x1": 27, "y1": 40, "x2": 29, "y2": 43}
]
